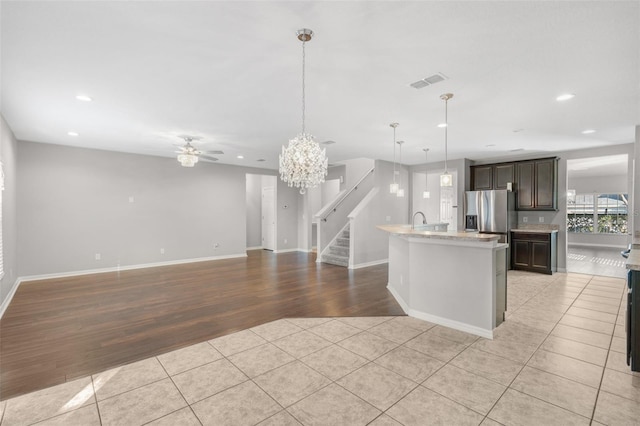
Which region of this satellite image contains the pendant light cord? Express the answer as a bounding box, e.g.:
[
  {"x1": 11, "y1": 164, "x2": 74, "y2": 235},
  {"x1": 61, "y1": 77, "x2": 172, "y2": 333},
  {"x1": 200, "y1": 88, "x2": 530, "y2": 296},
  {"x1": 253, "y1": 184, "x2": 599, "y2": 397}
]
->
[
  {"x1": 302, "y1": 40, "x2": 306, "y2": 135},
  {"x1": 444, "y1": 98, "x2": 448, "y2": 173},
  {"x1": 392, "y1": 126, "x2": 397, "y2": 184}
]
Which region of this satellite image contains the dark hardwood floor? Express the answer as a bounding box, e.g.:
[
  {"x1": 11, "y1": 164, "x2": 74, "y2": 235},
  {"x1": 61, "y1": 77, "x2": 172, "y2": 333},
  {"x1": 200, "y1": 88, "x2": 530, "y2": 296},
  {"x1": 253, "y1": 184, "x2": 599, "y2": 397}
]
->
[{"x1": 0, "y1": 250, "x2": 402, "y2": 400}]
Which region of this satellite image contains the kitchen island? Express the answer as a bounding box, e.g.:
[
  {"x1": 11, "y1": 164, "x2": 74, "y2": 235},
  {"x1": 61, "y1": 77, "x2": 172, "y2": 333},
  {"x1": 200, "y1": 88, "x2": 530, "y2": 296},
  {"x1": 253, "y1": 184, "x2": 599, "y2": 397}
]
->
[{"x1": 378, "y1": 225, "x2": 508, "y2": 339}]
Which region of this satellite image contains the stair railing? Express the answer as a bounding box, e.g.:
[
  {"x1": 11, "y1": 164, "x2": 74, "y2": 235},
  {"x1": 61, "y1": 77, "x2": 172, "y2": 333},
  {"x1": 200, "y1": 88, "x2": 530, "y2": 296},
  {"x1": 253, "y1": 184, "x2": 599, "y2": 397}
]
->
[
  {"x1": 315, "y1": 168, "x2": 375, "y2": 261},
  {"x1": 319, "y1": 168, "x2": 374, "y2": 222}
]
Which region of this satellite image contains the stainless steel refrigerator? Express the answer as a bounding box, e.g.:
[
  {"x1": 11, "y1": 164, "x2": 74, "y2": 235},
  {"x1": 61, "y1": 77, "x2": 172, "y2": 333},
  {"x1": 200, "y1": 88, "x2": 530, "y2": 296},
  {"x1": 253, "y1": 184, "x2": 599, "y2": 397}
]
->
[{"x1": 464, "y1": 190, "x2": 516, "y2": 267}]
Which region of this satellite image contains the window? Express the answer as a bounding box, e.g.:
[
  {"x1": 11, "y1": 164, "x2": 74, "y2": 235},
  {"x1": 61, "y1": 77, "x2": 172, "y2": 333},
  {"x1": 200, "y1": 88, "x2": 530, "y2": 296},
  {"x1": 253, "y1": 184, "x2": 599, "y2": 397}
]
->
[{"x1": 567, "y1": 193, "x2": 628, "y2": 234}]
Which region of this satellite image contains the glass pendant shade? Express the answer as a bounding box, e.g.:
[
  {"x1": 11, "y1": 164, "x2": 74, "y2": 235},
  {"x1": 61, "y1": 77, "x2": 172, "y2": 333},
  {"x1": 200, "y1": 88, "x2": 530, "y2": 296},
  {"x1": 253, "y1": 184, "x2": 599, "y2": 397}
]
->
[
  {"x1": 440, "y1": 172, "x2": 453, "y2": 187},
  {"x1": 279, "y1": 133, "x2": 328, "y2": 194},
  {"x1": 396, "y1": 188, "x2": 405, "y2": 198},
  {"x1": 178, "y1": 153, "x2": 198, "y2": 167},
  {"x1": 389, "y1": 183, "x2": 399, "y2": 194},
  {"x1": 423, "y1": 191, "x2": 430, "y2": 199}
]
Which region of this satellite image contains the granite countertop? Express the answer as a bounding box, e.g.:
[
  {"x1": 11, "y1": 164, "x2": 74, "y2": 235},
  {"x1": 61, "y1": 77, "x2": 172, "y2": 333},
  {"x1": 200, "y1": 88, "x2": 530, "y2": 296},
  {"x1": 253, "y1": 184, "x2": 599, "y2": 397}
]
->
[
  {"x1": 627, "y1": 249, "x2": 640, "y2": 271},
  {"x1": 378, "y1": 225, "x2": 500, "y2": 242},
  {"x1": 511, "y1": 228, "x2": 559, "y2": 234}
]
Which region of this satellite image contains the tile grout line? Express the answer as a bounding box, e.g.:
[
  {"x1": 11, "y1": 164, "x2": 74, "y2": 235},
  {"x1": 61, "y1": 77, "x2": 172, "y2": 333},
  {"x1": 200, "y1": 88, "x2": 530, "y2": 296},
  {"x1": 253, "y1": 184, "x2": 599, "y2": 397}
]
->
[
  {"x1": 587, "y1": 280, "x2": 627, "y2": 424},
  {"x1": 90, "y1": 376, "x2": 103, "y2": 426},
  {"x1": 150, "y1": 355, "x2": 203, "y2": 426}
]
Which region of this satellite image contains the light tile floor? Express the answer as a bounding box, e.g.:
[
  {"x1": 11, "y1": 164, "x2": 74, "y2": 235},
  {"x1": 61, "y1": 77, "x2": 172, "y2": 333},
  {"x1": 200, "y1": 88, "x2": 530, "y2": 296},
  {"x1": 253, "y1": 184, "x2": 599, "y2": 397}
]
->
[
  {"x1": 567, "y1": 245, "x2": 628, "y2": 278},
  {"x1": 1, "y1": 271, "x2": 637, "y2": 425}
]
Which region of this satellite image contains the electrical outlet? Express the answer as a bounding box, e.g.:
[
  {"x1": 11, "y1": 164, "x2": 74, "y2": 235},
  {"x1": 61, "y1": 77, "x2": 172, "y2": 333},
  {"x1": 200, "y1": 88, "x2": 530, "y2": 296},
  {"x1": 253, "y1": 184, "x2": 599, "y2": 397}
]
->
[
  {"x1": 95, "y1": 253, "x2": 101, "y2": 261},
  {"x1": 284, "y1": 238, "x2": 288, "y2": 244},
  {"x1": 128, "y1": 196, "x2": 134, "y2": 203},
  {"x1": 400, "y1": 274, "x2": 403, "y2": 285},
  {"x1": 539, "y1": 217, "x2": 544, "y2": 223},
  {"x1": 213, "y1": 243, "x2": 220, "y2": 249},
  {"x1": 386, "y1": 216, "x2": 391, "y2": 222},
  {"x1": 522, "y1": 217, "x2": 528, "y2": 223},
  {"x1": 160, "y1": 248, "x2": 165, "y2": 255}
]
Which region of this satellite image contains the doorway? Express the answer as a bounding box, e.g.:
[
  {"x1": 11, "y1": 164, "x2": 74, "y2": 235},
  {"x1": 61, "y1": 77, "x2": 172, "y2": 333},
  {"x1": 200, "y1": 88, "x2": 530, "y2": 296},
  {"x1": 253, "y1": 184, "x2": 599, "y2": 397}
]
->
[{"x1": 262, "y1": 186, "x2": 276, "y2": 251}]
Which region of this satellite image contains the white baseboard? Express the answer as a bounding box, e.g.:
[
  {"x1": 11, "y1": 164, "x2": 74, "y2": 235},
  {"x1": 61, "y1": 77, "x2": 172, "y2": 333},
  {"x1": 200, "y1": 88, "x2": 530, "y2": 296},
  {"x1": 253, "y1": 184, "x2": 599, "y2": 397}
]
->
[
  {"x1": 246, "y1": 246, "x2": 263, "y2": 251},
  {"x1": 386, "y1": 283, "x2": 494, "y2": 339},
  {"x1": 0, "y1": 277, "x2": 21, "y2": 319},
  {"x1": 557, "y1": 267, "x2": 568, "y2": 273},
  {"x1": 349, "y1": 259, "x2": 388, "y2": 270},
  {"x1": 15, "y1": 253, "x2": 248, "y2": 286},
  {"x1": 273, "y1": 248, "x2": 303, "y2": 254}
]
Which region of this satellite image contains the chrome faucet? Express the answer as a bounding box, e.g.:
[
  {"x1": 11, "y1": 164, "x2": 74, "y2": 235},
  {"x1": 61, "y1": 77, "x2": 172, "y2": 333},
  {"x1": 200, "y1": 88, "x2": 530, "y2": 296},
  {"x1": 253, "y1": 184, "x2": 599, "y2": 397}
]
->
[{"x1": 411, "y1": 211, "x2": 427, "y2": 230}]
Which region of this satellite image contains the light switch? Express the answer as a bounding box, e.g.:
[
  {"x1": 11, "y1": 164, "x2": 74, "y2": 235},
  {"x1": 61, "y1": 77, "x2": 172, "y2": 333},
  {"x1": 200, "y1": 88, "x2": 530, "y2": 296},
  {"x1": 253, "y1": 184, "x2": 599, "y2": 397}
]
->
[
  {"x1": 522, "y1": 217, "x2": 528, "y2": 223},
  {"x1": 539, "y1": 217, "x2": 545, "y2": 223}
]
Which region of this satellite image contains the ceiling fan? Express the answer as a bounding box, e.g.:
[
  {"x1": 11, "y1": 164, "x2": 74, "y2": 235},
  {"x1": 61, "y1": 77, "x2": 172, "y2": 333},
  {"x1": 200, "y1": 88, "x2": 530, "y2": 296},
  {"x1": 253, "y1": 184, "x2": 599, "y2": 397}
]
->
[{"x1": 175, "y1": 136, "x2": 223, "y2": 167}]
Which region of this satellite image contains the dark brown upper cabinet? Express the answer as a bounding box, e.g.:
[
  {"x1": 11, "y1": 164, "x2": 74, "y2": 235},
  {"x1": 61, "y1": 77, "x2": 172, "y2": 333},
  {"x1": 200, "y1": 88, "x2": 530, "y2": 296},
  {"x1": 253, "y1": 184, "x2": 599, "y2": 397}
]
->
[
  {"x1": 516, "y1": 158, "x2": 558, "y2": 211},
  {"x1": 470, "y1": 157, "x2": 558, "y2": 211},
  {"x1": 471, "y1": 165, "x2": 493, "y2": 190},
  {"x1": 494, "y1": 163, "x2": 515, "y2": 190}
]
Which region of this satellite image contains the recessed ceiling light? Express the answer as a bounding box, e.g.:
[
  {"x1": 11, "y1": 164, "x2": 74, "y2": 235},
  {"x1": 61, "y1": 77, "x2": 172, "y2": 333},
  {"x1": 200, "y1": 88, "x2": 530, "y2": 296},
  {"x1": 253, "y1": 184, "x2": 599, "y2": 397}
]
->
[
  {"x1": 237, "y1": 155, "x2": 244, "y2": 159},
  {"x1": 437, "y1": 123, "x2": 447, "y2": 128},
  {"x1": 556, "y1": 93, "x2": 575, "y2": 102},
  {"x1": 581, "y1": 129, "x2": 596, "y2": 134},
  {"x1": 75, "y1": 95, "x2": 92, "y2": 102},
  {"x1": 67, "y1": 131, "x2": 79, "y2": 136},
  {"x1": 513, "y1": 129, "x2": 525, "y2": 133}
]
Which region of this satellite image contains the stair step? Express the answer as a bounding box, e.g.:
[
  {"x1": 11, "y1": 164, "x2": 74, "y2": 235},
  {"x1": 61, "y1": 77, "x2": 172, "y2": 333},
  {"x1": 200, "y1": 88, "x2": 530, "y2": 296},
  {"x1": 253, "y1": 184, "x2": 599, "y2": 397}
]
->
[
  {"x1": 329, "y1": 245, "x2": 349, "y2": 257},
  {"x1": 322, "y1": 254, "x2": 349, "y2": 267},
  {"x1": 341, "y1": 230, "x2": 350, "y2": 238},
  {"x1": 336, "y1": 237, "x2": 349, "y2": 247}
]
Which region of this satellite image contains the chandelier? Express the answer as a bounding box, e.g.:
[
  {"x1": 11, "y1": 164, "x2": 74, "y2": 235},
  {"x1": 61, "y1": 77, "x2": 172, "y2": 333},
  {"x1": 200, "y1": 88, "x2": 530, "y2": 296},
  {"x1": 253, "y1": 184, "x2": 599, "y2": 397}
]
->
[
  {"x1": 279, "y1": 28, "x2": 328, "y2": 194},
  {"x1": 440, "y1": 93, "x2": 453, "y2": 187}
]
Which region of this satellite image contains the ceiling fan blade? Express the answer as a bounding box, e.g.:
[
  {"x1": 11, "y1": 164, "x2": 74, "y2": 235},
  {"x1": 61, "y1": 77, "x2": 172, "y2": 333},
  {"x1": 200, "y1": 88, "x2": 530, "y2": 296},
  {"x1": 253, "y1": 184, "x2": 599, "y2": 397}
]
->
[
  {"x1": 199, "y1": 155, "x2": 219, "y2": 162},
  {"x1": 203, "y1": 150, "x2": 224, "y2": 155}
]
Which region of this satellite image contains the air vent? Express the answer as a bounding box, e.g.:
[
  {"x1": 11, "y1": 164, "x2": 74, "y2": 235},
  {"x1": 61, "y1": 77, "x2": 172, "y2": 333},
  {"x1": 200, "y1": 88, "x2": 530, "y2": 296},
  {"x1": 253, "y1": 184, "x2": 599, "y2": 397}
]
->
[
  {"x1": 321, "y1": 140, "x2": 336, "y2": 145},
  {"x1": 257, "y1": 159, "x2": 266, "y2": 162},
  {"x1": 510, "y1": 148, "x2": 525, "y2": 152},
  {"x1": 409, "y1": 72, "x2": 448, "y2": 89}
]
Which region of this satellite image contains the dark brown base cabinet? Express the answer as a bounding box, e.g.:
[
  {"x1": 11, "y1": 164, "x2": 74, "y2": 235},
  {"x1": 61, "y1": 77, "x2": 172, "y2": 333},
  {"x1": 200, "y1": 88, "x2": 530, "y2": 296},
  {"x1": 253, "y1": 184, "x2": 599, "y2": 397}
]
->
[{"x1": 511, "y1": 232, "x2": 557, "y2": 275}]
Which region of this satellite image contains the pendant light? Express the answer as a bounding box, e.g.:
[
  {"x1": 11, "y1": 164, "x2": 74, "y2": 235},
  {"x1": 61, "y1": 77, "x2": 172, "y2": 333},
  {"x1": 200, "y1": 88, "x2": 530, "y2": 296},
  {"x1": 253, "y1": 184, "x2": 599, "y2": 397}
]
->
[
  {"x1": 423, "y1": 148, "x2": 430, "y2": 198},
  {"x1": 396, "y1": 140, "x2": 405, "y2": 197},
  {"x1": 279, "y1": 29, "x2": 328, "y2": 195},
  {"x1": 440, "y1": 93, "x2": 454, "y2": 187},
  {"x1": 389, "y1": 122, "x2": 399, "y2": 194}
]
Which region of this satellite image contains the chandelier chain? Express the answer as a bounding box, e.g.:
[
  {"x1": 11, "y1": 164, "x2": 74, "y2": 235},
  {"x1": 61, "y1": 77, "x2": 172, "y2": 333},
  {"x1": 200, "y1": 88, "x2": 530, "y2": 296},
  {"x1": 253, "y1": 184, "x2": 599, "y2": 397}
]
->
[
  {"x1": 392, "y1": 125, "x2": 397, "y2": 184},
  {"x1": 302, "y1": 40, "x2": 306, "y2": 135}
]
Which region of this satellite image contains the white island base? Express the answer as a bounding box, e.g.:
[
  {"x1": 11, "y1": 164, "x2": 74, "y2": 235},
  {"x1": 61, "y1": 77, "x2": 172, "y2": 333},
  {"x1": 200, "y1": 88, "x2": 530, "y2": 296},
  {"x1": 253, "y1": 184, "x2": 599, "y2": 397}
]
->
[{"x1": 381, "y1": 227, "x2": 507, "y2": 339}]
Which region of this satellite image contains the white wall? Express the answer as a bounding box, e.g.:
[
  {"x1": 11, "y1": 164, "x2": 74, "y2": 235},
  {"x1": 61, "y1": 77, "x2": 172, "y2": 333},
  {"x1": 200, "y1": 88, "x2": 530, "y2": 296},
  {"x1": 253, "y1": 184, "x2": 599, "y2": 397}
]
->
[
  {"x1": 17, "y1": 141, "x2": 278, "y2": 277},
  {"x1": 568, "y1": 174, "x2": 628, "y2": 194},
  {"x1": 276, "y1": 178, "x2": 301, "y2": 252},
  {"x1": 1, "y1": 115, "x2": 19, "y2": 309},
  {"x1": 339, "y1": 158, "x2": 375, "y2": 188}
]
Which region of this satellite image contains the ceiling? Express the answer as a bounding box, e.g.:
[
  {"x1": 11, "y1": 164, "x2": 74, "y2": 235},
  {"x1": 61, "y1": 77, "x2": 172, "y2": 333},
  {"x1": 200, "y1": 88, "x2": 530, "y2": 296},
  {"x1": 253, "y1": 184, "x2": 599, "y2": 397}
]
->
[
  {"x1": 2, "y1": 1, "x2": 639, "y2": 169},
  {"x1": 567, "y1": 154, "x2": 629, "y2": 178}
]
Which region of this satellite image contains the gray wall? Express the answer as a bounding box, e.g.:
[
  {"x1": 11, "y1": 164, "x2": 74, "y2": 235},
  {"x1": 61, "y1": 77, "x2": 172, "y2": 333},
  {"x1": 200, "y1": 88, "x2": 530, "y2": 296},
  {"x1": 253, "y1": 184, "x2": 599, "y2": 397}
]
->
[
  {"x1": 17, "y1": 141, "x2": 277, "y2": 276},
  {"x1": 1, "y1": 115, "x2": 19, "y2": 307},
  {"x1": 245, "y1": 174, "x2": 264, "y2": 248},
  {"x1": 276, "y1": 178, "x2": 301, "y2": 251}
]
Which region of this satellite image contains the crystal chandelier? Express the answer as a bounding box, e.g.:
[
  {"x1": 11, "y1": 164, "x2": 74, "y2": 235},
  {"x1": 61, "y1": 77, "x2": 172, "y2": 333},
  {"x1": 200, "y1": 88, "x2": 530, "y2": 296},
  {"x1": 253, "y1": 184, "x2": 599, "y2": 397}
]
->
[
  {"x1": 423, "y1": 148, "x2": 430, "y2": 198},
  {"x1": 389, "y1": 123, "x2": 399, "y2": 194},
  {"x1": 440, "y1": 93, "x2": 453, "y2": 187},
  {"x1": 279, "y1": 28, "x2": 327, "y2": 195},
  {"x1": 396, "y1": 140, "x2": 405, "y2": 197}
]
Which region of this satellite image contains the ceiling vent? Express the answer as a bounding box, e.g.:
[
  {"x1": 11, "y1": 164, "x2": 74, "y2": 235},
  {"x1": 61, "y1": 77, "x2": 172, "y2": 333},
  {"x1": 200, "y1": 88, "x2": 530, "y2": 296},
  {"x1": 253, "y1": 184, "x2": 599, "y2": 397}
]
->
[{"x1": 409, "y1": 72, "x2": 448, "y2": 89}]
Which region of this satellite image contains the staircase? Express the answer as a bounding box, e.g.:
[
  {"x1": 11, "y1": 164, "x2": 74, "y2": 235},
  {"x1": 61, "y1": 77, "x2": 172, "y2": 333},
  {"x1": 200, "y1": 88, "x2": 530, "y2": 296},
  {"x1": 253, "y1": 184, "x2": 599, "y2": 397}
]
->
[{"x1": 321, "y1": 228, "x2": 350, "y2": 267}]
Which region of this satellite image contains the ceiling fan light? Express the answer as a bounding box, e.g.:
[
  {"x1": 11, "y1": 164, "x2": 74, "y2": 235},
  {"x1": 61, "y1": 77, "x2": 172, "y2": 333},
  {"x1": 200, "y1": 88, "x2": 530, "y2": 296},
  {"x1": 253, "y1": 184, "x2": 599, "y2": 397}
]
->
[{"x1": 178, "y1": 153, "x2": 198, "y2": 167}]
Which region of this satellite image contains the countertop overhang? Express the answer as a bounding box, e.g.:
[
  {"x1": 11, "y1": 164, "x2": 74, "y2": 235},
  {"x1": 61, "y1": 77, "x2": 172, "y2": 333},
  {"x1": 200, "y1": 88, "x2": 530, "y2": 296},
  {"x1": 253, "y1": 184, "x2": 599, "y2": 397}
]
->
[
  {"x1": 511, "y1": 229, "x2": 559, "y2": 234},
  {"x1": 377, "y1": 225, "x2": 500, "y2": 242}
]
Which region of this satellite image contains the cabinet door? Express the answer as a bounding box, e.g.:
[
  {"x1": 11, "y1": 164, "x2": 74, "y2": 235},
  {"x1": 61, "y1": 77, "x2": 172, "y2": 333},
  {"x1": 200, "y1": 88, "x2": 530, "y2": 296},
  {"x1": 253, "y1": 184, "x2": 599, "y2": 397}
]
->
[
  {"x1": 512, "y1": 240, "x2": 531, "y2": 268},
  {"x1": 516, "y1": 162, "x2": 535, "y2": 210},
  {"x1": 494, "y1": 163, "x2": 514, "y2": 190},
  {"x1": 531, "y1": 241, "x2": 550, "y2": 271},
  {"x1": 535, "y1": 159, "x2": 557, "y2": 210},
  {"x1": 472, "y1": 166, "x2": 493, "y2": 190}
]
